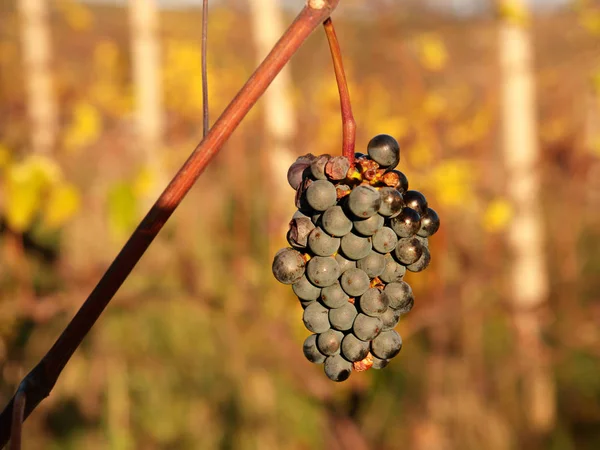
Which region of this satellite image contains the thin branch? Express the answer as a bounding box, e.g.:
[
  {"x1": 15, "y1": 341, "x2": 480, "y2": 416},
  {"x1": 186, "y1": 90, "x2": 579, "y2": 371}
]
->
[
  {"x1": 0, "y1": 1, "x2": 340, "y2": 446},
  {"x1": 323, "y1": 17, "x2": 355, "y2": 166},
  {"x1": 202, "y1": 0, "x2": 209, "y2": 137},
  {"x1": 9, "y1": 391, "x2": 25, "y2": 450}
]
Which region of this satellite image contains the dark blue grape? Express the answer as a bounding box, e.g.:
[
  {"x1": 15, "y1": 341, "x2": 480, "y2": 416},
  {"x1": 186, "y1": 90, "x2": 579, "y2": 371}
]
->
[
  {"x1": 371, "y1": 330, "x2": 402, "y2": 359},
  {"x1": 317, "y1": 329, "x2": 344, "y2": 356},
  {"x1": 384, "y1": 281, "x2": 414, "y2": 313},
  {"x1": 390, "y1": 207, "x2": 421, "y2": 238},
  {"x1": 303, "y1": 302, "x2": 330, "y2": 333},
  {"x1": 328, "y1": 302, "x2": 358, "y2": 331},
  {"x1": 340, "y1": 268, "x2": 370, "y2": 297},
  {"x1": 380, "y1": 307, "x2": 401, "y2": 331},
  {"x1": 340, "y1": 232, "x2": 372, "y2": 260},
  {"x1": 357, "y1": 251, "x2": 386, "y2": 278},
  {"x1": 407, "y1": 246, "x2": 431, "y2": 273},
  {"x1": 371, "y1": 355, "x2": 390, "y2": 369},
  {"x1": 378, "y1": 187, "x2": 404, "y2": 217},
  {"x1": 306, "y1": 180, "x2": 337, "y2": 211},
  {"x1": 303, "y1": 334, "x2": 326, "y2": 364},
  {"x1": 292, "y1": 275, "x2": 321, "y2": 301},
  {"x1": 348, "y1": 185, "x2": 381, "y2": 218},
  {"x1": 372, "y1": 227, "x2": 399, "y2": 254},
  {"x1": 353, "y1": 314, "x2": 383, "y2": 341},
  {"x1": 379, "y1": 254, "x2": 406, "y2": 283},
  {"x1": 308, "y1": 227, "x2": 340, "y2": 257},
  {"x1": 341, "y1": 334, "x2": 370, "y2": 362},
  {"x1": 394, "y1": 237, "x2": 424, "y2": 265},
  {"x1": 287, "y1": 216, "x2": 315, "y2": 249},
  {"x1": 353, "y1": 214, "x2": 384, "y2": 236},
  {"x1": 324, "y1": 355, "x2": 353, "y2": 382},
  {"x1": 322, "y1": 206, "x2": 353, "y2": 237},
  {"x1": 358, "y1": 288, "x2": 389, "y2": 317},
  {"x1": 310, "y1": 154, "x2": 331, "y2": 180},
  {"x1": 418, "y1": 208, "x2": 440, "y2": 237},
  {"x1": 287, "y1": 154, "x2": 315, "y2": 190},
  {"x1": 404, "y1": 190, "x2": 428, "y2": 215},
  {"x1": 306, "y1": 256, "x2": 340, "y2": 287},
  {"x1": 272, "y1": 248, "x2": 305, "y2": 284},
  {"x1": 321, "y1": 282, "x2": 349, "y2": 308},
  {"x1": 367, "y1": 134, "x2": 400, "y2": 169}
]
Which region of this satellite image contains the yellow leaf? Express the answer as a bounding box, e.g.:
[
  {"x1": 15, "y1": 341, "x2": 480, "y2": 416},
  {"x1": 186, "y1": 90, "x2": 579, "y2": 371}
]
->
[
  {"x1": 417, "y1": 35, "x2": 448, "y2": 72},
  {"x1": 133, "y1": 165, "x2": 158, "y2": 197},
  {"x1": 483, "y1": 199, "x2": 514, "y2": 233},
  {"x1": 0, "y1": 143, "x2": 11, "y2": 169},
  {"x1": 57, "y1": 0, "x2": 93, "y2": 31},
  {"x1": 430, "y1": 159, "x2": 476, "y2": 208},
  {"x1": 498, "y1": 1, "x2": 530, "y2": 25},
  {"x1": 63, "y1": 102, "x2": 103, "y2": 152},
  {"x1": 5, "y1": 162, "x2": 44, "y2": 232},
  {"x1": 43, "y1": 182, "x2": 81, "y2": 229}
]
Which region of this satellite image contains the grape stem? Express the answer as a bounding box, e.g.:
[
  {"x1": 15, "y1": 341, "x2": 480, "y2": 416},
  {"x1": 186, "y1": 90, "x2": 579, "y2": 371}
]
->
[
  {"x1": 323, "y1": 17, "x2": 356, "y2": 167},
  {"x1": 0, "y1": 0, "x2": 340, "y2": 445}
]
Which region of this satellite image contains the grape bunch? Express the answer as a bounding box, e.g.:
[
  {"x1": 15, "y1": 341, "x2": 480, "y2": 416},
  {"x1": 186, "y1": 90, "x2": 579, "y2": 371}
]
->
[{"x1": 272, "y1": 134, "x2": 440, "y2": 382}]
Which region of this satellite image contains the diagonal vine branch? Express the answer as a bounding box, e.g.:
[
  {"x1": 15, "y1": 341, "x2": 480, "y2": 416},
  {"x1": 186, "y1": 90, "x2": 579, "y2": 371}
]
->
[{"x1": 0, "y1": 1, "x2": 340, "y2": 446}]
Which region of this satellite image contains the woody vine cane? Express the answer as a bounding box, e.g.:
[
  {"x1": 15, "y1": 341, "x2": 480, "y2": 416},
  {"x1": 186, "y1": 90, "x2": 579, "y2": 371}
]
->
[{"x1": 0, "y1": 1, "x2": 340, "y2": 446}]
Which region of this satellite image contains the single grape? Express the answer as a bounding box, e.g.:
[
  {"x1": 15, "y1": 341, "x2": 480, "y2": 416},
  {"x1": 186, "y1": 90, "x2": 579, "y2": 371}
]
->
[
  {"x1": 390, "y1": 208, "x2": 421, "y2": 238},
  {"x1": 306, "y1": 256, "x2": 341, "y2": 287},
  {"x1": 322, "y1": 206, "x2": 353, "y2": 237},
  {"x1": 382, "y1": 170, "x2": 409, "y2": 194},
  {"x1": 372, "y1": 227, "x2": 399, "y2": 254},
  {"x1": 317, "y1": 329, "x2": 344, "y2": 356},
  {"x1": 404, "y1": 190, "x2": 428, "y2": 215},
  {"x1": 371, "y1": 330, "x2": 402, "y2": 359},
  {"x1": 353, "y1": 314, "x2": 383, "y2": 341},
  {"x1": 357, "y1": 251, "x2": 386, "y2": 278},
  {"x1": 303, "y1": 334, "x2": 326, "y2": 364},
  {"x1": 308, "y1": 227, "x2": 340, "y2": 257},
  {"x1": 371, "y1": 355, "x2": 390, "y2": 369},
  {"x1": 325, "y1": 156, "x2": 351, "y2": 181},
  {"x1": 407, "y1": 246, "x2": 431, "y2": 273},
  {"x1": 415, "y1": 235, "x2": 429, "y2": 248},
  {"x1": 292, "y1": 275, "x2": 321, "y2": 301},
  {"x1": 303, "y1": 302, "x2": 330, "y2": 333},
  {"x1": 340, "y1": 232, "x2": 372, "y2": 260},
  {"x1": 328, "y1": 302, "x2": 358, "y2": 331},
  {"x1": 418, "y1": 208, "x2": 440, "y2": 237},
  {"x1": 335, "y1": 253, "x2": 357, "y2": 274},
  {"x1": 380, "y1": 306, "x2": 401, "y2": 331},
  {"x1": 367, "y1": 134, "x2": 400, "y2": 169},
  {"x1": 384, "y1": 281, "x2": 414, "y2": 312},
  {"x1": 354, "y1": 152, "x2": 366, "y2": 159},
  {"x1": 272, "y1": 248, "x2": 305, "y2": 284},
  {"x1": 340, "y1": 268, "x2": 371, "y2": 297},
  {"x1": 287, "y1": 154, "x2": 315, "y2": 190},
  {"x1": 287, "y1": 216, "x2": 315, "y2": 249},
  {"x1": 358, "y1": 288, "x2": 389, "y2": 317},
  {"x1": 306, "y1": 180, "x2": 337, "y2": 211},
  {"x1": 321, "y1": 282, "x2": 349, "y2": 309},
  {"x1": 341, "y1": 334, "x2": 370, "y2": 362},
  {"x1": 324, "y1": 355, "x2": 353, "y2": 382},
  {"x1": 348, "y1": 185, "x2": 381, "y2": 218},
  {"x1": 353, "y1": 214, "x2": 384, "y2": 236},
  {"x1": 310, "y1": 154, "x2": 331, "y2": 180},
  {"x1": 379, "y1": 254, "x2": 406, "y2": 283},
  {"x1": 378, "y1": 187, "x2": 404, "y2": 217},
  {"x1": 394, "y1": 237, "x2": 424, "y2": 265}
]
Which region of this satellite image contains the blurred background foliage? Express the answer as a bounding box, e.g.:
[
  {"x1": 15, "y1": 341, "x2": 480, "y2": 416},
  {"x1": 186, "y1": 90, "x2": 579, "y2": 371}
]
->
[{"x1": 0, "y1": 0, "x2": 599, "y2": 449}]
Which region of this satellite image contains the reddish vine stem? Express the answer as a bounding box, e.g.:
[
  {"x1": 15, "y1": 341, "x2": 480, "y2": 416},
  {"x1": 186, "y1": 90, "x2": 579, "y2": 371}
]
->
[
  {"x1": 202, "y1": 0, "x2": 209, "y2": 136},
  {"x1": 0, "y1": 1, "x2": 340, "y2": 446},
  {"x1": 323, "y1": 17, "x2": 356, "y2": 167},
  {"x1": 8, "y1": 391, "x2": 24, "y2": 450}
]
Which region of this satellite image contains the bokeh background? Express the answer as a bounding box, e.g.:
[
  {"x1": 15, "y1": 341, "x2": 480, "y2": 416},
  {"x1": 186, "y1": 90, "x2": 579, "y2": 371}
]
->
[{"x1": 1, "y1": 0, "x2": 599, "y2": 448}]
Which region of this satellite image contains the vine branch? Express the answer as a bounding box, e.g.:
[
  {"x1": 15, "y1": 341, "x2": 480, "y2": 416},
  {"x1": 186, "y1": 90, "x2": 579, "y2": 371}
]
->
[
  {"x1": 323, "y1": 17, "x2": 355, "y2": 166},
  {"x1": 0, "y1": 1, "x2": 340, "y2": 446}
]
